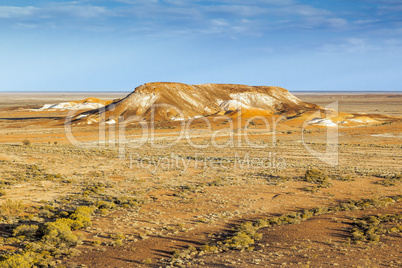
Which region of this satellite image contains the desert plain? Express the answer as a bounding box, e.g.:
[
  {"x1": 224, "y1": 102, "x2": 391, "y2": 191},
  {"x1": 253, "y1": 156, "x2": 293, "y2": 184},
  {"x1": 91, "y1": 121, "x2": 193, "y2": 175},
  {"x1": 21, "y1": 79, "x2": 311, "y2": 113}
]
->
[{"x1": 0, "y1": 88, "x2": 401, "y2": 267}]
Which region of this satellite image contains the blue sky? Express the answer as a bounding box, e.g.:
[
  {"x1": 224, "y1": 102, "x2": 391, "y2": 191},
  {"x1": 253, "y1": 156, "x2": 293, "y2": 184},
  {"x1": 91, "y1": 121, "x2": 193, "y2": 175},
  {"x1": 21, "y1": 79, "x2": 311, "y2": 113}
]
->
[{"x1": 0, "y1": 0, "x2": 401, "y2": 91}]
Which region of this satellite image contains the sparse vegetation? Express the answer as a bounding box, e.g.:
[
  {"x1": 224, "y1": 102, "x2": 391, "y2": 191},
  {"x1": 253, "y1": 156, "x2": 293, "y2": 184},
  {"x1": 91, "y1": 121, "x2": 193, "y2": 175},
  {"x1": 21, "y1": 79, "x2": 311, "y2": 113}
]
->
[
  {"x1": 303, "y1": 168, "x2": 332, "y2": 187},
  {"x1": 0, "y1": 199, "x2": 25, "y2": 221},
  {"x1": 91, "y1": 239, "x2": 101, "y2": 246},
  {"x1": 300, "y1": 168, "x2": 332, "y2": 192},
  {"x1": 265, "y1": 174, "x2": 293, "y2": 185},
  {"x1": 0, "y1": 203, "x2": 96, "y2": 267},
  {"x1": 350, "y1": 214, "x2": 402, "y2": 244},
  {"x1": 22, "y1": 139, "x2": 31, "y2": 146},
  {"x1": 331, "y1": 174, "x2": 355, "y2": 181},
  {"x1": 375, "y1": 173, "x2": 401, "y2": 187},
  {"x1": 0, "y1": 92, "x2": 401, "y2": 267},
  {"x1": 167, "y1": 195, "x2": 402, "y2": 266}
]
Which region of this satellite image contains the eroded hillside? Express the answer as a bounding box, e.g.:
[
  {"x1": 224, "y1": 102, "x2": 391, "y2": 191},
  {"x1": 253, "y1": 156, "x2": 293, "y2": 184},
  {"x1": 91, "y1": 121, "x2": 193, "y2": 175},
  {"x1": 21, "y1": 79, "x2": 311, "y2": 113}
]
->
[{"x1": 71, "y1": 82, "x2": 319, "y2": 124}]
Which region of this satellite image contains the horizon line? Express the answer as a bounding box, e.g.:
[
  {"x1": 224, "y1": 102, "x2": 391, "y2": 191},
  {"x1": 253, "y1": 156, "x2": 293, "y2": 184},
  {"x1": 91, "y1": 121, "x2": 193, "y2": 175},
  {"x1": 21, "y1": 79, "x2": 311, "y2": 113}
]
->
[{"x1": 0, "y1": 90, "x2": 401, "y2": 94}]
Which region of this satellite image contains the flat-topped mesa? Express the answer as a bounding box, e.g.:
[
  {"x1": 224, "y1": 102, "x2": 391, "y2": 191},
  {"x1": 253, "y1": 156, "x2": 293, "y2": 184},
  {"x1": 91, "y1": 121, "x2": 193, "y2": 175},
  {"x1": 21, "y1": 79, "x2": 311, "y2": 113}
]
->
[{"x1": 72, "y1": 82, "x2": 319, "y2": 124}]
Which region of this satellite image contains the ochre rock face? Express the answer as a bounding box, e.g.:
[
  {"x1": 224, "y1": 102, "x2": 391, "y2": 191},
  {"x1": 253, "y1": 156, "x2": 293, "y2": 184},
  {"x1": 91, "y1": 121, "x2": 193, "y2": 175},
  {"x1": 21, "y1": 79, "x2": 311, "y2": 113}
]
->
[{"x1": 73, "y1": 82, "x2": 319, "y2": 124}]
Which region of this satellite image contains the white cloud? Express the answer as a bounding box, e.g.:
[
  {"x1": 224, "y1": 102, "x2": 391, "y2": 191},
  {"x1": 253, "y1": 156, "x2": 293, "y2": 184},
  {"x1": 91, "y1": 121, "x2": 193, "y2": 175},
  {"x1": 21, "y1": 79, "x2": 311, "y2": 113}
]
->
[
  {"x1": 354, "y1": 19, "x2": 380, "y2": 25},
  {"x1": 0, "y1": 6, "x2": 39, "y2": 18},
  {"x1": 13, "y1": 23, "x2": 38, "y2": 29},
  {"x1": 291, "y1": 4, "x2": 330, "y2": 17},
  {"x1": 0, "y1": 3, "x2": 108, "y2": 20},
  {"x1": 48, "y1": 4, "x2": 107, "y2": 18},
  {"x1": 0, "y1": 1, "x2": 359, "y2": 37},
  {"x1": 204, "y1": 4, "x2": 269, "y2": 17},
  {"x1": 378, "y1": 3, "x2": 402, "y2": 12},
  {"x1": 115, "y1": 0, "x2": 158, "y2": 4},
  {"x1": 320, "y1": 38, "x2": 382, "y2": 53},
  {"x1": 210, "y1": 18, "x2": 229, "y2": 27},
  {"x1": 327, "y1": 18, "x2": 348, "y2": 28}
]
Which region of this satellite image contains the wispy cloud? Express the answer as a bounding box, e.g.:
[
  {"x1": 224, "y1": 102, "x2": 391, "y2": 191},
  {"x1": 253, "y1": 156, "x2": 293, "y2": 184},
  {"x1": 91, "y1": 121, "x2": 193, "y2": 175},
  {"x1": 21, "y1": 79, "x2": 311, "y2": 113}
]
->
[
  {"x1": 0, "y1": 2, "x2": 107, "y2": 20},
  {"x1": 377, "y1": 1, "x2": 402, "y2": 13},
  {"x1": 111, "y1": 1, "x2": 347, "y2": 37},
  {"x1": 46, "y1": 3, "x2": 107, "y2": 18},
  {"x1": 320, "y1": 38, "x2": 384, "y2": 53},
  {"x1": 0, "y1": 0, "x2": 398, "y2": 40},
  {"x1": 0, "y1": 6, "x2": 39, "y2": 18},
  {"x1": 13, "y1": 23, "x2": 38, "y2": 29}
]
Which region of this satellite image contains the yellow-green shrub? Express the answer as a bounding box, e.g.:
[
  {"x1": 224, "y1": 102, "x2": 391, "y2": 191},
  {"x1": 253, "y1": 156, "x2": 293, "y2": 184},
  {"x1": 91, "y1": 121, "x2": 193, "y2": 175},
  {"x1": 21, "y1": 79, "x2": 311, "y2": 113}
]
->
[
  {"x1": 67, "y1": 206, "x2": 94, "y2": 229},
  {"x1": 0, "y1": 251, "x2": 39, "y2": 268},
  {"x1": 41, "y1": 220, "x2": 78, "y2": 246},
  {"x1": 95, "y1": 200, "x2": 116, "y2": 210},
  {"x1": 12, "y1": 225, "x2": 39, "y2": 239},
  {"x1": 0, "y1": 199, "x2": 25, "y2": 219}
]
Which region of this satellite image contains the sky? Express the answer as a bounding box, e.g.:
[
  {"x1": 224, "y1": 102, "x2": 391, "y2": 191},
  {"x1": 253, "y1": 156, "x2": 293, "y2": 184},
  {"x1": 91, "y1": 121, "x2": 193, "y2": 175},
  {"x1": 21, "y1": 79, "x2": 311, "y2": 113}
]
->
[{"x1": 0, "y1": 0, "x2": 401, "y2": 92}]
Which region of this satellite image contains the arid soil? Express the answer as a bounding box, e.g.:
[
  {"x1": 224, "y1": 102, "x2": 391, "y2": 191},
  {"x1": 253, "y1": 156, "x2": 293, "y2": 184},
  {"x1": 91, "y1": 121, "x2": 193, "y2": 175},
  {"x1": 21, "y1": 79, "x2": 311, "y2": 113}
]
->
[
  {"x1": 0, "y1": 92, "x2": 400, "y2": 267},
  {"x1": 294, "y1": 92, "x2": 402, "y2": 116}
]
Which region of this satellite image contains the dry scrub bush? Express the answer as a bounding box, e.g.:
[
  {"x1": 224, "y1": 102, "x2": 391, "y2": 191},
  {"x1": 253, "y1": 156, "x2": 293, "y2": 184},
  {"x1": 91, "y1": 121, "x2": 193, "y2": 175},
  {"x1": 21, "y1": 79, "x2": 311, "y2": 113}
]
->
[
  {"x1": 0, "y1": 205, "x2": 94, "y2": 267},
  {"x1": 223, "y1": 221, "x2": 262, "y2": 251},
  {"x1": 167, "y1": 195, "x2": 402, "y2": 266},
  {"x1": 0, "y1": 251, "x2": 39, "y2": 268},
  {"x1": 13, "y1": 225, "x2": 39, "y2": 239},
  {"x1": 304, "y1": 168, "x2": 332, "y2": 187},
  {"x1": 91, "y1": 240, "x2": 101, "y2": 246},
  {"x1": 41, "y1": 220, "x2": 79, "y2": 246},
  {"x1": 95, "y1": 200, "x2": 116, "y2": 210},
  {"x1": 0, "y1": 199, "x2": 25, "y2": 221},
  {"x1": 67, "y1": 206, "x2": 94, "y2": 229},
  {"x1": 22, "y1": 139, "x2": 31, "y2": 146},
  {"x1": 375, "y1": 173, "x2": 401, "y2": 187},
  {"x1": 351, "y1": 214, "x2": 402, "y2": 244},
  {"x1": 301, "y1": 169, "x2": 332, "y2": 193}
]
